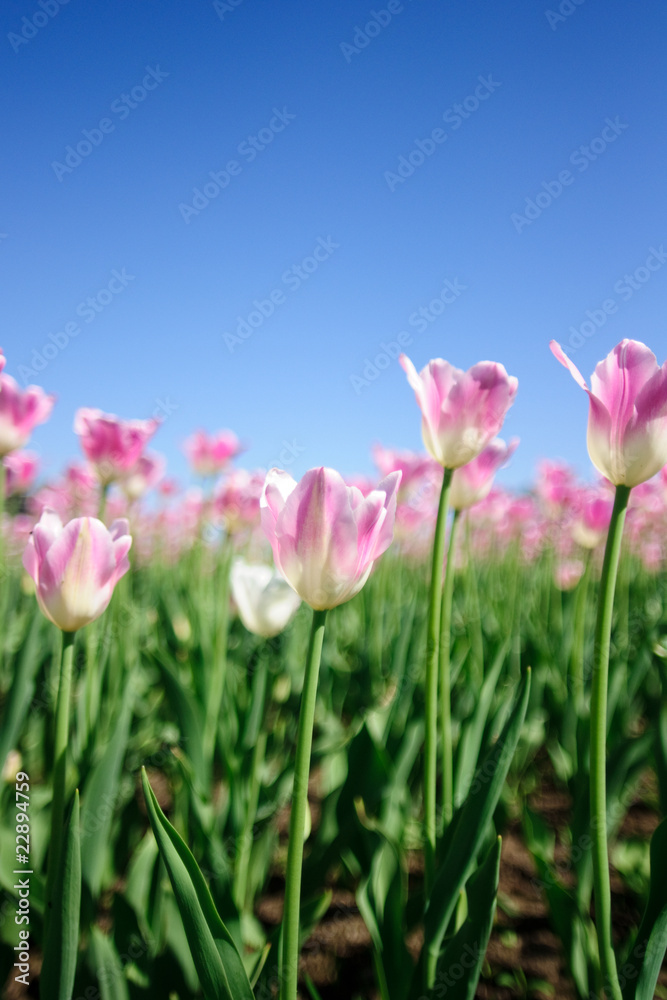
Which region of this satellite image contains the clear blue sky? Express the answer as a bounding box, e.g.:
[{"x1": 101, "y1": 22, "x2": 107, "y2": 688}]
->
[{"x1": 2, "y1": 0, "x2": 666, "y2": 491}]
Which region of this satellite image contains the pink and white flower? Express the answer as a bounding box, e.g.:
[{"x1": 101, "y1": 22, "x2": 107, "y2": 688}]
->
[
  {"x1": 400, "y1": 354, "x2": 518, "y2": 468},
  {"x1": 261, "y1": 466, "x2": 401, "y2": 610},
  {"x1": 550, "y1": 339, "x2": 667, "y2": 487},
  {"x1": 0, "y1": 373, "x2": 54, "y2": 456},
  {"x1": 23, "y1": 509, "x2": 132, "y2": 632},
  {"x1": 183, "y1": 429, "x2": 242, "y2": 477},
  {"x1": 450, "y1": 438, "x2": 518, "y2": 511},
  {"x1": 74, "y1": 408, "x2": 160, "y2": 485}
]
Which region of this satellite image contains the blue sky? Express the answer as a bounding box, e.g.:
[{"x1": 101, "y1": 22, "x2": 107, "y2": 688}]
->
[{"x1": 2, "y1": 0, "x2": 666, "y2": 492}]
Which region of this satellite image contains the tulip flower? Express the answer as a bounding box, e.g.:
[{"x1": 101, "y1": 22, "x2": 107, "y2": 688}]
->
[
  {"x1": 400, "y1": 352, "x2": 517, "y2": 911},
  {"x1": 23, "y1": 508, "x2": 132, "y2": 632},
  {"x1": 399, "y1": 354, "x2": 518, "y2": 469},
  {"x1": 550, "y1": 339, "x2": 667, "y2": 487},
  {"x1": 0, "y1": 372, "x2": 55, "y2": 456},
  {"x1": 261, "y1": 465, "x2": 400, "y2": 1000},
  {"x1": 120, "y1": 451, "x2": 166, "y2": 501},
  {"x1": 549, "y1": 337, "x2": 667, "y2": 999},
  {"x1": 260, "y1": 466, "x2": 401, "y2": 611},
  {"x1": 230, "y1": 559, "x2": 301, "y2": 638},
  {"x1": 183, "y1": 428, "x2": 243, "y2": 477},
  {"x1": 450, "y1": 438, "x2": 518, "y2": 511},
  {"x1": 3, "y1": 450, "x2": 39, "y2": 496},
  {"x1": 74, "y1": 408, "x2": 160, "y2": 486}
]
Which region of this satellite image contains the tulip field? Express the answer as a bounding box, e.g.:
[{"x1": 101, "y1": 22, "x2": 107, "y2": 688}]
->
[{"x1": 2, "y1": 341, "x2": 667, "y2": 1000}]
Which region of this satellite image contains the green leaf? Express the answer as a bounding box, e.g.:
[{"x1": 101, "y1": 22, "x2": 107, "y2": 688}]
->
[
  {"x1": 422, "y1": 668, "x2": 531, "y2": 981},
  {"x1": 454, "y1": 640, "x2": 508, "y2": 807},
  {"x1": 140, "y1": 768, "x2": 254, "y2": 1000},
  {"x1": 427, "y1": 836, "x2": 502, "y2": 1000},
  {"x1": 89, "y1": 926, "x2": 130, "y2": 1000},
  {"x1": 80, "y1": 681, "x2": 134, "y2": 896},
  {"x1": 41, "y1": 790, "x2": 81, "y2": 1000},
  {"x1": 622, "y1": 818, "x2": 667, "y2": 1000},
  {"x1": 0, "y1": 614, "x2": 46, "y2": 773}
]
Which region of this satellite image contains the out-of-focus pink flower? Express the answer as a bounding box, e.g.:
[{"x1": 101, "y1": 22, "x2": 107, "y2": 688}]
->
[
  {"x1": 74, "y1": 408, "x2": 160, "y2": 485},
  {"x1": 157, "y1": 477, "x2": 180, "y2": 498},
  {"x1": 0, "y1": 351, "x2": 5, "y2": 375},
  {"x1": 535, "y1": 460, "x2": 579, "y2": 516},
  {"x1": 450, "y1": 438, "x2": 518, "y2": 511},
  {"x1": 400, "y1": 354, "x2": 518, "y2": 469},
  {"x1": 571, "y1": 489, "x2": 613, "y2": 549},
  {"x1": 0, "y1": 373, "x2": 55, "y2": 456},
  {"x1": 554, "y1": 558, "x2": 585, "y2": 591},
  {"x1": 214, "y1": 468, "x2": 264, "y2": 532},
  {"x1": 550, "y1": 339, "x2": 667, "y2": 487},
  {"x1": 230, "y1": 558, "x2": 302, "y2": 637},
  {"x1": 3, "y1": 451, "x2": 39, "y2": 495},
  {"x1": 23, "y1": 509, "x2": 131, "y2": 631},
  {"x1": 183, "y1": 429, "x2": 242, "y2": 477},
  {"x1": 261, "y1": 466, "x2": 401, "y2": 610},
  {"x1": 372, "y1": 445, "x2": 439, "y2": 500},
  {"x1": 121, "y1": 452, "x2": 166, "y2": 501}
]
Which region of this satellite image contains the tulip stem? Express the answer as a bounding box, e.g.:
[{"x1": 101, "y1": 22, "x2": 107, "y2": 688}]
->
[
  {"x1": 98, "y1": 483, "x2": 109, "y2": 523},
  {"x1": 281, "y1": 608, "x2": 327, "y2": 1000},
  {"x1": 203, "y1": 534, "x2": 233, "y2": 781},
  {"x1": 439, "y1": 507, "x2": 460, "y2": 831},
  {"x1": 590, "y1": 484, "x2": 630, "y2": 1000},
  {"x1": 424, "y1": 468, "x2": 452, "y2": 896},
  {"x1": 45, "y1": 629, "x2": 76, "y2": 937}
]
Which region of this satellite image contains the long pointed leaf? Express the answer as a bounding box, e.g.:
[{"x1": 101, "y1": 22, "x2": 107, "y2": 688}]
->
[
  {"x1": 41, "y1": 790, "x2": 81, "y2": 1000},
  {"x1": 140, "y1": 768, "x2": 254, "y2": 1000}
]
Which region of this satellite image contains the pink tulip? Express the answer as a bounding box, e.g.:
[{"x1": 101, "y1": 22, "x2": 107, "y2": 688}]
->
[
  {"x1": 400, "y1": 354, "x2": 518, "y2": 468},
  {"x1": 23, "y1": 509, "x2": 131, "y2": 632},
  {"x1": 0, "y1": 373, "x2": 55, "y2": 456},
  {"x1": 554, "y1": 558, "x2": 585, "y2": 592},
  {"x1": 74, "y1": 408, "x2": 160, "y2": 485},
  {"x1": 372, "y1": 445, "x2": 438, "y2": 499},
  {"x1": 449, "y1": 437, "x2": 518, "y2": 511},
  {"x1": 213, "y1": 468, "x2": 264, "y2": 532},
  {"x1": 183, "y1": 429, "x2": 242, "y2": 477},
  {"x1": 3, "y1": 451, "x2": 39, "y2": 496},
  {"x1": 571, "y1": 489, "x2": 613, "y2": 549},
  {"x1": 550, "y1": 339, "x2": 667, "y2": 487},
  {"x1": 121, "y1": 452, "x2": 166, "y2": 501},
  {"x1": 261, "y1": 466, "x2": 401, "y2": 610}
]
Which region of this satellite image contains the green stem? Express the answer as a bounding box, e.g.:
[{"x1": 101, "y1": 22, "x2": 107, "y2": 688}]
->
[
  {"x1": 439, "y1": 507, "x2": 461, "y2": 831},
  {"x1": 203, "y1": 535, "x2": 233, "y2": 778},
  {"x1": 464, "y1": 514, "x2": 484, "y2": 689},
  {"x1": 424, "y1": 467, "x2": 452, "y2": 896},
  {"x1": 234, "y1": 729, "x2": 268, "y2": 913},
  {"x1": 98, "y1": 482, "x2": 109, "y2": 523},
  {"x1": 45, "y1": 630, "x2": 76, "y2": 936},
  {"x1": 590, "y1": 484, "x2": 630, "y2": 1000},
  {"x1": 571, "y1": 553, "x2": 591, "y2": 713},
  {"x1": 281, "y1": 609, "x2": 327, "y2": 1000}
]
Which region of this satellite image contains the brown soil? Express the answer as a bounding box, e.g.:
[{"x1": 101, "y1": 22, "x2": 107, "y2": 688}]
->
[{"x1": 256, "y1": 778, "x2": 666, "y2": 1000}]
